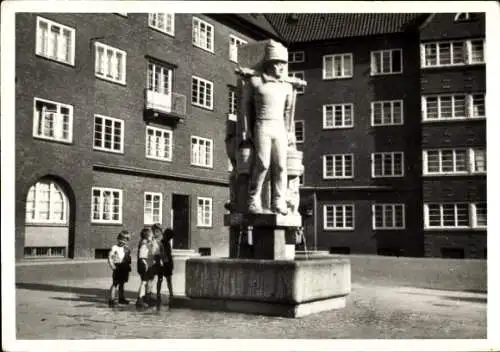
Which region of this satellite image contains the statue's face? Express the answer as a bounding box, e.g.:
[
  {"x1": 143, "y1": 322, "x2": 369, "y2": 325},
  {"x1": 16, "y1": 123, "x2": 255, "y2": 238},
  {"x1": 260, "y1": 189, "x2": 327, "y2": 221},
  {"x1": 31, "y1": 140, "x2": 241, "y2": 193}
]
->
[{"x1": 266, "y1": 61, "x2": 286, "y2": 78}]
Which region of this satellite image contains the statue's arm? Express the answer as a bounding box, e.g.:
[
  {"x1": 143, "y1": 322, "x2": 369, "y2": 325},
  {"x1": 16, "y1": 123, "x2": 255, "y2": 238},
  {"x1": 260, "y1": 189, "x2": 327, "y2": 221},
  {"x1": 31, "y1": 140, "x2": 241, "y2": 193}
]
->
[{"x1": 284, "y1": 83, "x2": 295, "y2": 142}]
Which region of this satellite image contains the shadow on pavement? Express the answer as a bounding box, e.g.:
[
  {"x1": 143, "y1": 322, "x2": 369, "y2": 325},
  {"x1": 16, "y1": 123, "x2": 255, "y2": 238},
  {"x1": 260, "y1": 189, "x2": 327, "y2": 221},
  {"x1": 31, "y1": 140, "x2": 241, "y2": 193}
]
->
[
  {"x1": 16, "y1": 282, "x2": 136, "y2": 297},
  {"x1": 442, "y1": 295, "x2": 487, "y2": 304}
]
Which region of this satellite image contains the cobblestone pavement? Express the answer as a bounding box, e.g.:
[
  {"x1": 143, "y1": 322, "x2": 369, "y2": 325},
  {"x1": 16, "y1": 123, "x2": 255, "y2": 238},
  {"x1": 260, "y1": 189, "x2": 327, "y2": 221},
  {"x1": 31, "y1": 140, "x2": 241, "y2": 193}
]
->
[{"x1": 15, "y1": 276, "x2": 486, "y2": 339}]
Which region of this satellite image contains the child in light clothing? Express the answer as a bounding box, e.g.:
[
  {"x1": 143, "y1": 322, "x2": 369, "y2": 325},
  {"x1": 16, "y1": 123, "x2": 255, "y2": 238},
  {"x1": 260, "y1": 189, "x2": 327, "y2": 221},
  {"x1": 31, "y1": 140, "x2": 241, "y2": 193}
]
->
[
  {"x1": 107, "y1": 230, "x2": 132, "y2": 307},
  {"x1": 136, "y1": 227, "x2": 154, "y2": 308},
  {"x1": 144, "y1": 223, "x2": 163, "y2": 306}
]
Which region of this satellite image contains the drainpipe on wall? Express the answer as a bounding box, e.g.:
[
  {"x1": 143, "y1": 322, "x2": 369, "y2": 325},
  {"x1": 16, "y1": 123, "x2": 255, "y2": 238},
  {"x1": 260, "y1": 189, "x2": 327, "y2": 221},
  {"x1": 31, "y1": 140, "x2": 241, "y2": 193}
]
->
[{"x1": 313, "y1": 190, "x2": 317, "y2": 251}]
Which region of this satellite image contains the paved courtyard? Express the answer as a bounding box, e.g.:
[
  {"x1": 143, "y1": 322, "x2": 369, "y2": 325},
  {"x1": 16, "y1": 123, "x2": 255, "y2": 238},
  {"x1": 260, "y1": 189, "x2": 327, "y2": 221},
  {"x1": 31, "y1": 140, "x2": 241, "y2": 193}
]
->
[{"x1": 15, "y1": 275, "x2": 486, "y2": 339}]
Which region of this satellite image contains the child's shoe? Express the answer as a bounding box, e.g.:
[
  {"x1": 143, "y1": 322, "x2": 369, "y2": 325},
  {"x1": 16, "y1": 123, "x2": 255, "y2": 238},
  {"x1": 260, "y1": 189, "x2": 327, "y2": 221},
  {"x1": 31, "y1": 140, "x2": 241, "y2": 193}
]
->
[
  {"x1": 118, "y1": 297, "x2": 130, "y2": 305},
  {"x1": 108, "y1": 299, "x2": 118, "y2": 307},
  {"x1": 135, "y1": 297, "x2": 148, "y2": 308}
]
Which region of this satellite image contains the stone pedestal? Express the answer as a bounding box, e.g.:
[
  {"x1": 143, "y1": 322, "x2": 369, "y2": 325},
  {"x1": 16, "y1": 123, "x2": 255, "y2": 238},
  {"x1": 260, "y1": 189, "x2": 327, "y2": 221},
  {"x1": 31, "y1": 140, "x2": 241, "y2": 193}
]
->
[
  {"x1": 225, "y1": 213, "x2": 301, "y2": 260},
  {"x1": 184, "y1": 257, "x2": 351, "y2": 318}
]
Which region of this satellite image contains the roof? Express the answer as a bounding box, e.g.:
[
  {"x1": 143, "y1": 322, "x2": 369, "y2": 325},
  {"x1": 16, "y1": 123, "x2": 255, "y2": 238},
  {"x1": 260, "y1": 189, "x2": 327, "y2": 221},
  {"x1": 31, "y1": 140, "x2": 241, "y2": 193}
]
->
[
  {"x1": 234, "y1": 14, "x2": 281, "y2": 38},
  {"x1": 265, "y1": 13, "x2": 430, "y2": 43}
]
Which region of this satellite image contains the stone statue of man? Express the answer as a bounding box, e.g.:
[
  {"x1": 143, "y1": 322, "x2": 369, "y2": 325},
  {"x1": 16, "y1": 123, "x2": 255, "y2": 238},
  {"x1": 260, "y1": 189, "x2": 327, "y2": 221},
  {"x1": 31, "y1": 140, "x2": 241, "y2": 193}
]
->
[{"x1": 241, "y1": 40, "x2": 294, "y2": 215}]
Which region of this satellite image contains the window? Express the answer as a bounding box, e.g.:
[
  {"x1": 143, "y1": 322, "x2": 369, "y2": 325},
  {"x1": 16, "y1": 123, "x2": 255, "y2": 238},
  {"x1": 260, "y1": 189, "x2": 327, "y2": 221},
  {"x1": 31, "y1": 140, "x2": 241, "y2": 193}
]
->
[
  {"x1": 33, "y1": 98, "x2": 73, "y2": 143},
  {"x1": 421, "y1": 93, "x2": 485, "y2": 121},
  {"x1": 229, "y1": 35, "x2": 247, "y2": 62},
  {"x1": 323, "y1": 53, "x2": 353, "y2": 79},
  {"x1": 323, "y1": 104, "x2": 353, "y2": 129},
  {"x1": 197, "y1": 197, "x2": 212, "y2": 227},
  {"x1": 91, "y1": 187, "x2": 123, "y2": 223},
  {"x1": 371, "y1": 152, "x2": 404, "y2": 177},
  {"x1": 94, "y1": 42, "x2": 127, "y2": 84},
  {"x1": 144, "y1": 192, "x2": 162, "y2": 225},
  {"x1": 36, "y1": 16, "x2": 75, "y2": 65},
  {"x1": 372, "y1": 204, "x2": 405, "y2": 229},
  {"x1": 146, "y1": 126, "x2": 172, "y2": 161},
  {"x1": 289, "y1": 51, "x2": 305, "y2": 63},
  {"x1": 371, "y1": 100, "x2": 403, "y2": 126},
  {"x1": 191, "y1": 136, "x2": 213, "y2": 168},
  {"x1": 424, "y1": 203, "x2": 486, "y2": 229},
  {"x1": 25, "y1": 180, "x2": 67, "y2": 223},
  {"x1": 24, "y1": 247, "x2": 66, "y2": 258},
  {"x1": 192, "y1": 16, "x2": 214, "y2": 52},
  {"x1": 472, "y1": 203, "x2": 487, "y2": 228},
  {"x1": 371, "y1": 49, "x2": 402, "y2": 75},
  {"x1": 423, "y1": 148, "x2": 486, "y2": 175},
  {"x1": 295, "y1": 120, "x2": 304, "y2": 143},
  {"x1": 93, "y1": 114, "x2": 124, "y2": 153},
  {"x1": 191, "y1": 76, "x2": 213, "y2": 110},
  {"x1": 228, "y1": 86, "x2": 238, "y2": 119},
  {"x1": 421, "y1": 39, "x2": 485, "y2": 68},
  {"x1": 324, "y1": 204, "x2": 354, "y2": 230},
  {"x1": 147, "y1": 61, "x2": 172, "y2": 95},
  {"x1": 470, "y1": 148, "x2": 486, "y2": 173},
  {"x1": 323, "y1": 154, "x2": 353, "y2": 179},
  {"x1": 288, "y1": 71, "x2": 305, "y2": 93},
  {"x1": 148, "y1": 13, "x2": 175, "y2": 35}
]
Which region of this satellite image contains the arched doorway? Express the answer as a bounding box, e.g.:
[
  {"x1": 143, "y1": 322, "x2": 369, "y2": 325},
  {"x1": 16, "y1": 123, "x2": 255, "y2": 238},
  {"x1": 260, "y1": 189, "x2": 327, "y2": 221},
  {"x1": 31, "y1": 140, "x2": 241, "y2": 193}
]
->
[{"x1": 24, "y1": 178, "x2": 71, "y2": 258}]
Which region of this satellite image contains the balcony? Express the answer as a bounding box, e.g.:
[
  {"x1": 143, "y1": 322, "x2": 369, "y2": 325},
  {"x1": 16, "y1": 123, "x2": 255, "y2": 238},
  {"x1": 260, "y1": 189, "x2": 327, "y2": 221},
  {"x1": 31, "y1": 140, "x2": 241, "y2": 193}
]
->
[{"x1": 145, "y1": 89, "x2": 186, "y2": 125}]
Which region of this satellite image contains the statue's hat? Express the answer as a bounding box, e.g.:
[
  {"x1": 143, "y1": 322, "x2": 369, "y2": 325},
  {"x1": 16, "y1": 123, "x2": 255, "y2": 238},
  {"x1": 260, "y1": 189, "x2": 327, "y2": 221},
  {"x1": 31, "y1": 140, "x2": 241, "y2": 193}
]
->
[{"x1": 264, "y1": 40, "x2": 288, "y2": 63}]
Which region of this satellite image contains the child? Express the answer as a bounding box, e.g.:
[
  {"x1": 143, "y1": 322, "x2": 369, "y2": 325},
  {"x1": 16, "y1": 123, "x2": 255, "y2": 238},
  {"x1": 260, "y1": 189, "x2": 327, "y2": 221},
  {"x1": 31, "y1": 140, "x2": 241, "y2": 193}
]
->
[
  {"x1": 145, "y1": 223, "x2": 163, "y2": 307},
  {"x1": 136, "y1": 227, "x2": 154, "y2": 308},
  {"x1": 159, "y1": 228, "x2": 175, "y2": 305},
  {"x1": 107, "y1": 230, "x2": 132, "y2": 307}
]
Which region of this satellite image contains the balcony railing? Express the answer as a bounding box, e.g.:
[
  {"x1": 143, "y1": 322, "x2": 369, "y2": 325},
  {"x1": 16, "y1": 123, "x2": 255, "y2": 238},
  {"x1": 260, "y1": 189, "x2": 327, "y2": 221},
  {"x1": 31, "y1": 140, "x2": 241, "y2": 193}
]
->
[{"x1": 145, "y1": 89, "x2": 186, "y2": 124}]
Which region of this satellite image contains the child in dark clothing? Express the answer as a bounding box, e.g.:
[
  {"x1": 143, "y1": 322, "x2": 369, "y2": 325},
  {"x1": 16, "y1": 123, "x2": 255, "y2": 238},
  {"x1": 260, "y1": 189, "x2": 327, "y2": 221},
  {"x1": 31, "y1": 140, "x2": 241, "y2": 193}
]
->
[
  {"x1": 157, "y1": 228, "x2": 175, "y2": 307},
  {"x1": 107, "y1": 230, "x2": 132, "y2": 307}
]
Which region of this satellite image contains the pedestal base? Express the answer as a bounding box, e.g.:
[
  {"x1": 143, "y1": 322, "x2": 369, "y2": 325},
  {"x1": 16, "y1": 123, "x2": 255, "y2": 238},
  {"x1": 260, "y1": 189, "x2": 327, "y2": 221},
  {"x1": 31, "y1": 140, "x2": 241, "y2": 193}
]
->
[{"x1": 184, "y1": 257, "x2": 351, "y2": 318}]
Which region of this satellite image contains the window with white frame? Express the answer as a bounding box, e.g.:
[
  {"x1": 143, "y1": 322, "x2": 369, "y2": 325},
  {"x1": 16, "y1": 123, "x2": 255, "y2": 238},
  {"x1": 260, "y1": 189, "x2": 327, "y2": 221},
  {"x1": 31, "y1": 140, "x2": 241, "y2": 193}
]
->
[
  {"x1": 288, "y1": 51, "x2": 305, "y2": 63},
  {"x1": 324, "y1": 204, "x2": 354, "y2": 230},
  {"x1": 323, "y1": 53, "x2": 353, "y2": 79},
  {"x1": 147, "y1": 61, "x2": 172, "y2": 95},
  {"x1": 470, "y1": 148, "x2": 486, "y2": 173},
  {"x1": 191, "y1": 76, "x2": 213, "y2": 109},
  {"x1": 25, "y1": 180, "x2": 68, "y2": 223},
  {"x1": 93, "y1": 114, "x2": 124, "y2": 153},
  {"x1": 372, "y1": 204, "x2": 405, "y2": 229},
  {"x1": 24, "y1": 247, "x2": 66, "y2": 258},
  {"x1": 36, "y1": 16, "x2": 75, "y2": 65},
  {"x1": 372, "y1": 152, "x2": 404, "y2": 177},
  {"x1": 229, "y1": 35, "x2": 247, "y2": 62},
  {"x1": 144, "y1": 192, "x2": 162, "y2": 225},
  {"x1": 423, "y1": 148, "x2": 486, "y2": 175},
  {"x1": 288, "y1": 71, "x2": 305, "y2": 93},
  {"x1": 191, "y1": 136, "x2": 213, "y2": 168},
  {"x1": 323, "y1": 104, "x2": 353, "y2": 129},
  {"x1": 94, "y1": 42, "x2": 127, "y2": 84},
  {"x1": 91, "y1": 187, "x2": 122, "y2": 223},
  {"x1": 424, "y1": 203, "x2": 486, "y2": 229},
  {"x1": 421, "y1": 93, "x2": 487, "y2": 121},
  {"x1": 472, "y1": 202, "x2": 487, "y2": 228},
  {"x1": 323, "y1": 154, "x2": 353, "y2": 179},
  {"x1": 371, "y1": 49, "x2": 402, "y2": 75},
  {"x1": 371, "y1": 100, "x2": 403, "y2": 126},
  {"x1": 146, "y1": 126, "x2": 172, "y2": 161},
  {"x1": 228, "y1": 86, "x2": 238, "y2": 118},
  {"x1": 421, "y1": 39, "x2": 485, "y2": 68},
  {"x1": 148, "y1": 13, "x2": 175, "y2": 35},
  {"x1": 33, "y1": 98, "x2": 73, "y2": 143},
  {"x1": 192, "y1": 16, "x2": 214, "y2": 52},
  {"x1": 197, "y1": 197, "x2": 212, "y2": 227},
  {"x1": 295, "y1": 120, "x2": 304, "y2": 143}
]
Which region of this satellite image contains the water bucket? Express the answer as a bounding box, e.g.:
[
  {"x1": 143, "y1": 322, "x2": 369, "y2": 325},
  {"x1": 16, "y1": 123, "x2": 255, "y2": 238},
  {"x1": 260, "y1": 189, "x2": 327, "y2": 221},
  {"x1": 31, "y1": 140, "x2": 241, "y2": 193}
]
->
[{"x1": 287, "y1": 148, "x2": 303, "y2": 177}]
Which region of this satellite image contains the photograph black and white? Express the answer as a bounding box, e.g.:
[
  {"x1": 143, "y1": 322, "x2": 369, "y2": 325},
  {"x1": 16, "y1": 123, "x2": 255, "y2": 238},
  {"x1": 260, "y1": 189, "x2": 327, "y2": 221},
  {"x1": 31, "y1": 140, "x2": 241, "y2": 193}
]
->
[{"x1": 2, "y1": 1, "x2": 499, "y2": 351}]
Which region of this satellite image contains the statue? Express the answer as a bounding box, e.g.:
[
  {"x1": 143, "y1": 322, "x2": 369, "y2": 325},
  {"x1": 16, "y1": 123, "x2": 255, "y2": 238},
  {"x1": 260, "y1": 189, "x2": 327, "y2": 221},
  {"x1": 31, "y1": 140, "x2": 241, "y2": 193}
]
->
[{"x1": 226, "y1": 39, "x2": 306, "y2": 217}]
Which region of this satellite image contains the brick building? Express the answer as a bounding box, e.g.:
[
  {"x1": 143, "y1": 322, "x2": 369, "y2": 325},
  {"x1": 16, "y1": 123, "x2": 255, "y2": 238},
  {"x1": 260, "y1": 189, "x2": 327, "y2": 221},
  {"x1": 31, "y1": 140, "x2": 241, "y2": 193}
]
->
[
  {"x1": 15, "y1": 13, "x2": 279, "y2": 260},
  {"x1": 266, "y1": 12, "x2": 487, "y2": 258},
  {"x1": 14, "y1": 12, "x2": 486, "y2": 261}
]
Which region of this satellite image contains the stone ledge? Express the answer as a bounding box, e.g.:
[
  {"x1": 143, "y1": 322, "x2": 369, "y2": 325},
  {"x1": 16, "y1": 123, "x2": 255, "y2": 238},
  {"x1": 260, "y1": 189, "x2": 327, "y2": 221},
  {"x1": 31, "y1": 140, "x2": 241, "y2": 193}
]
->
[
  {"x1": 224, "y1": 213, "x2": 302, "y2": 227},
  {"x1": 170, "y1": 296, "x2": 346, "y2": 318}
]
